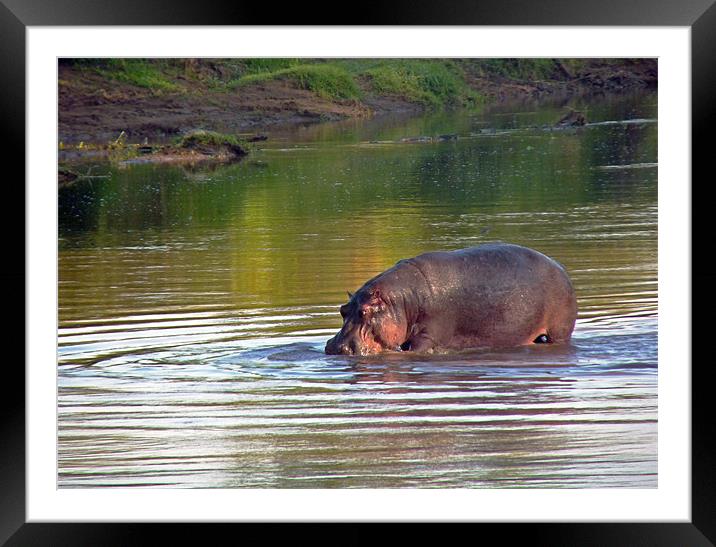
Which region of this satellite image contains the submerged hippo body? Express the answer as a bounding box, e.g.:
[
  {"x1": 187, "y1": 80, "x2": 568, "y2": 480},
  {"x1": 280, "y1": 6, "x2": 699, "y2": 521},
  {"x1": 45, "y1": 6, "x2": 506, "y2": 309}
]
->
[{"x1": 325, "y1": 243, "x2": 577, "y2": 356}]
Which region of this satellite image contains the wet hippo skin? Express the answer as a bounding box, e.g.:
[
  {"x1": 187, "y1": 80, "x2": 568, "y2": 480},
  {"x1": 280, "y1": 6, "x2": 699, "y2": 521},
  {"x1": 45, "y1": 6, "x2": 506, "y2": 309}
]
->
[{"x1": 325, "y1": 243, "x2": 577, "y2": 356}]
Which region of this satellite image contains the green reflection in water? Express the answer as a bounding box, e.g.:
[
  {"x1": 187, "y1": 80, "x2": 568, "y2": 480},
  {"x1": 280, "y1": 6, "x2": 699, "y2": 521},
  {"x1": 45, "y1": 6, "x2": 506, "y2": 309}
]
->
[{"x1": 59, "y1": 91, "x2": 656, "y2": 324}]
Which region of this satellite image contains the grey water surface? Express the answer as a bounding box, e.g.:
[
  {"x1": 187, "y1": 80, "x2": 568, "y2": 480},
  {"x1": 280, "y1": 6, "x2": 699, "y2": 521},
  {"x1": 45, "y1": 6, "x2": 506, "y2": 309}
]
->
[{"x1": 58, "y1": 92, "x2": 658, "y2": 488}]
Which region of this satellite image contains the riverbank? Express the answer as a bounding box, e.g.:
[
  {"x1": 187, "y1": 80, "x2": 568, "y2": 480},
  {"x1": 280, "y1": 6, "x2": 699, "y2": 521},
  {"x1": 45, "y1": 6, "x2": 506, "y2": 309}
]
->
[{"x1": 59, "y1": 58, "x2": 657, "y2": 146}]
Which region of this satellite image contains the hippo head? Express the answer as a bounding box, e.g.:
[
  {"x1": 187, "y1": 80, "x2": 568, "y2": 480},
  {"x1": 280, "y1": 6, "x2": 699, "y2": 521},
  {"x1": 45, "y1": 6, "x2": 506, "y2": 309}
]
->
[{"x1": 325, "y1": 287, "x2": 407, "y2": 356}]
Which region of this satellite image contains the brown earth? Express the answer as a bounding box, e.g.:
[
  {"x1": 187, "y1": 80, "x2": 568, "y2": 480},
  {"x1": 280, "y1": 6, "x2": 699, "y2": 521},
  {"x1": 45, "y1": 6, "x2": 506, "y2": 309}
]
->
[
  {"x1": 58, "y1": 60, "x2": 657, "y2": 146},
  {"x1": 59, "y1": 66, "x2": 381, "y2": 145}
]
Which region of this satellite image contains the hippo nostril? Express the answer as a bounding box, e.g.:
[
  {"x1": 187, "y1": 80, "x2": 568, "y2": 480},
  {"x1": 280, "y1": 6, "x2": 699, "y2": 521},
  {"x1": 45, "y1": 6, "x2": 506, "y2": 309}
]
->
[
  {"x1": 342, "y1": 343, "x2": 354, "y2": 355},
  {"x1": 325, "y1": 338, "x2": 354, "y2": 355},
  {"x1": 349, "y1": 340, "x2": 364, "y2": 355}
]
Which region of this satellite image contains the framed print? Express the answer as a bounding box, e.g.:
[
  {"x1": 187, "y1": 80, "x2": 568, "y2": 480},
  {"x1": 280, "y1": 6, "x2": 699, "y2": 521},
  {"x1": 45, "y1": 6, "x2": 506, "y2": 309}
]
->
[{"x1": 6, "y1": 0, "x2": 715, "y2": 544}]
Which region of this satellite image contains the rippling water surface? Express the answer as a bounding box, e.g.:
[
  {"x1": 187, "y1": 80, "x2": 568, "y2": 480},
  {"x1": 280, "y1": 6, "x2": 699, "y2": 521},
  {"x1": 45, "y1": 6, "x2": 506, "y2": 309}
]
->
[{"x1": 58, "y1": 92, "x2": 657, "y2": 488}]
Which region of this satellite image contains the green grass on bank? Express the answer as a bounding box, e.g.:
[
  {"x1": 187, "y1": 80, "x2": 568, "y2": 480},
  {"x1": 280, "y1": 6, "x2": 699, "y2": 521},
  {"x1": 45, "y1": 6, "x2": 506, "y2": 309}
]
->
[
  {"x1": 229, "y1": 59, "x2": 480, "y2": 106},
  {"x1": 67, "y1": 59, "x2": 182, "y2": 91},
  {"x1": 60, "y1": 58, "x2": 646, "y2": 110},
  {"x1": 361, "y1": 60, "x2": 480, "y2": 107},
  {"x1": 470, "y1": 59, "x2": 563, "y2": 81},
  {"x1": 232, "y1": 63, "x2": 362, "y2": 100},
  {"x1": 175, "y1": 129, "x2": 243, "y2": 149}
]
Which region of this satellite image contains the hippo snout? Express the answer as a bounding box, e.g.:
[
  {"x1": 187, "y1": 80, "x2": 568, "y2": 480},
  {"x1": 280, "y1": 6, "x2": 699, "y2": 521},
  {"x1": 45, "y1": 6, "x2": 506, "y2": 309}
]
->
[
  {"x1": 324, "y1": 336, "x2": 339, "y2": 354},
  {"x1": 325, "y1": 335, "x2": 354, "y2": 355}
]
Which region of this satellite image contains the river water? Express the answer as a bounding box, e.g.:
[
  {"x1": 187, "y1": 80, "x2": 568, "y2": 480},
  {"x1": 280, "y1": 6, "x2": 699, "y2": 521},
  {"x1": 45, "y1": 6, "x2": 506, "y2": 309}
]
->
[{"x1": 58, "y1": 92, "x2": 657, "y2": 488}]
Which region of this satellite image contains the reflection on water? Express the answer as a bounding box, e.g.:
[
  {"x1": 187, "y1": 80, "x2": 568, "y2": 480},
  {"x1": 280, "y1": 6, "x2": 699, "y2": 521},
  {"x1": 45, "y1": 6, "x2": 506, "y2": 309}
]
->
[{"x1": 58, "y1": 92, "x2": 657, "y2": 488}]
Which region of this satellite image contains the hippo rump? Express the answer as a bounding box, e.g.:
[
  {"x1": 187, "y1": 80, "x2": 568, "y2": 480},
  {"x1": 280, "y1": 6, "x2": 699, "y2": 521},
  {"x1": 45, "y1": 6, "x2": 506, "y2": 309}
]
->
[{"x1": 325, "y1": 243, "x2": 577, "y2": 356}]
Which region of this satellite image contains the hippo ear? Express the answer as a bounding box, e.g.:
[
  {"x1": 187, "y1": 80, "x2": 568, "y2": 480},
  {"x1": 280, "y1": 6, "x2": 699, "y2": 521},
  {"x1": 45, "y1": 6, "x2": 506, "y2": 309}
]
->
[{"x1": 347, "y1": 291, "x2": 354, "y2": 300}]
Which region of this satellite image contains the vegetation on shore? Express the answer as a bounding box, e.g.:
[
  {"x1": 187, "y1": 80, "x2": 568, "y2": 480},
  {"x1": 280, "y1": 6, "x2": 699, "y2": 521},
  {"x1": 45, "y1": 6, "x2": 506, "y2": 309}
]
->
[
  {"x1": 59, "y1": 129, "x2": 250, "y2": 174},
  {"x1": 233, "y1": 63, "x2": 362, "y2": 100},
  {"x1": 62, "y1": 58, "x2": 486, "y2": 107},
  {"x1": 175, "y1": 129, "x2": 246, "y2": 153},
  {"x1": 58, "y1": 58, "x2": 657, "y2": 150},
  {"x1": 62, "y1": 58, "x2": 655, "y2": 109},
  {"x1": 67, "y1": 59, "x2": 184, "y2": 92}
]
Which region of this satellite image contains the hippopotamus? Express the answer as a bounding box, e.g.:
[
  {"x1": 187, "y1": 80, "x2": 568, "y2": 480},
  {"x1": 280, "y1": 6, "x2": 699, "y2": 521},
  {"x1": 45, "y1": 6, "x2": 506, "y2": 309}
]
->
[{"x1": 324, "y1": 243, "x2": 577, "y2": 356}]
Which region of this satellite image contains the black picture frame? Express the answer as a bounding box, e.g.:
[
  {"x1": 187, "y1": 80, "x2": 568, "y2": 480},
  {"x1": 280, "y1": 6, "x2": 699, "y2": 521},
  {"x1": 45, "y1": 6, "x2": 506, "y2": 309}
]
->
[{"x1": 5, "y1": 0, "x2": 714, "y2": 544}]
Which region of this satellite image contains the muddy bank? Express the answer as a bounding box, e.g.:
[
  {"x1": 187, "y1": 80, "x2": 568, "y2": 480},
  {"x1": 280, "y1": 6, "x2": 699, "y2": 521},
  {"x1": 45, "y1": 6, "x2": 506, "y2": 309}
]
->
[
  {"x1": 58, "y1": 59, "x2": 657, "y2": 146},
  {"x1": 458, "y1": 59, "x2": 657, "y2": 102},
  {"x1": 59, "y1": 71, "x2": 377, "y2": 145}
]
